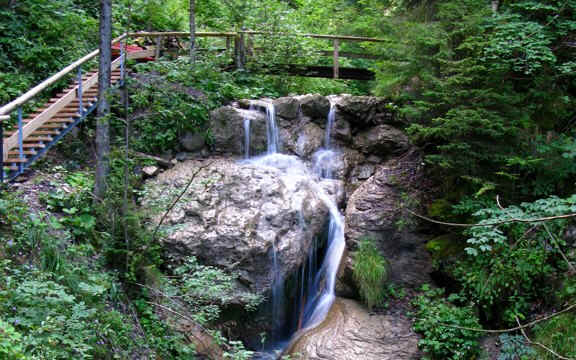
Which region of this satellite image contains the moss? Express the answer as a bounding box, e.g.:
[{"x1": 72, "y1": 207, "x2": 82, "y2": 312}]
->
[
  {"x1": 426, "y1": 234, "x2": 465, "y2": 259},
  {"x1": 427, "y1": 199, "x2": 453, "y2": 220}
]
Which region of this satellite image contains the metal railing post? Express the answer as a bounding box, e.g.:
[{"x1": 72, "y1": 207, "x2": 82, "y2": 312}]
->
[
  {"x1": 0, "y1": 115, "x2": 4, "y2": 183},
  {"x1": 17, "y1": 107, "x2": 24, "y2": 172},
  {"x1": 120, "y1": 41, "x2": 126, "y2": 85},
  {"x1": 77, "y1": 66, "x2": 84, "y2": 116}
]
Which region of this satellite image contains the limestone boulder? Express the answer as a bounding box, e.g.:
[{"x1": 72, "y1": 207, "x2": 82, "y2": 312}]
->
[
  {"x1": 210, "y1": 106, "x2": 268, "y2": 156},
  {"x1": 297, "y1": 94, "x2": 331, "y2": 120},
  {"x1": 345, "y1": 154, "x2": 431, "y2": 287},
  {"x1": 143, "y1": 159, "x2": 330, "y2": 296},
  {"x1": 354, "y1": 124, "x2": 410, "y2": 157},
  {"x1": 285, "y1": 298, "x2": 420, "y2": 360},
  {"x1": 273, "y1": 97, "x2": 301, "y2": 120},
  {"x1": 179, "y1": 132, "x2": 206, "y2": 152},
  {"x1": 337, "y1": 95, "x2": 403, "y2": 128}
]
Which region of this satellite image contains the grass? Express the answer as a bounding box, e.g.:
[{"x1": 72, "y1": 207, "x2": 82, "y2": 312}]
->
[{"x1": 352, "y1": 237, "x2": 388, "y2": 310}]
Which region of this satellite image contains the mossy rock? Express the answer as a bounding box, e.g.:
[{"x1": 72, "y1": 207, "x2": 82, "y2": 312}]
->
[
  {"x1": 426, "y1": 234, "x2": 465, "y2": 259},
  {"x1": 427, "y1": 199, "x2": 453, "y2": 220}
]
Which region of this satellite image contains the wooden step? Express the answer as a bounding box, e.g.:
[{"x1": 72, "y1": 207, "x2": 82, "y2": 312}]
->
[
  {"x1": 8, "y1": 150, "x2": 37, "y2": 156},
  {"x1": 54, "y1": 112, "x2": 80, "y2": 118},
  {"x1": 24, "y1": 136, "x2": 52, "y2": 142},
  {"x1": 46, "y1": 118, "x2": 75, "y2": 123},
  {"x1": 4, "y1": 158, "x2": 28, "y2": 163},
  {"x1": 18, "y1": 143, "x2": 46, "y2": 149},
  {"x1": 4, "y1": 130, "x2": 60, "y2": 136},
  {"x1": 38, "y1": 124, "x2": 67, "y2": 129}
]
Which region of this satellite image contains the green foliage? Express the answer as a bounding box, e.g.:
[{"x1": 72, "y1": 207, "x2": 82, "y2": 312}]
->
[
  {"x1": 411, "y1": 285, "x2": 481, "y2": 360},
  {"x1": 41, "y1": 170, "x2": 96, "y2": 239},
  {"x1": 352, "y1": 237, "x2": 388, "y2": 310},
  {"x1": 529, "y1": 313, "x2": 576, "y2": 360},
  {"x1": 497, "y1": 334, "x2": 535, "y2": 360},
  {"x1": 374, "y1": 0, "x2": 576, "y2": 198},
  {"x1": 0, "y1": 0, "x2": 98, "y2": 103},
  {"x1": 0, "y1": 318, "x2": 24, "y2": 360},
  {"x1": 449, "y1": 195, "x2": 575, "y2": 323}
]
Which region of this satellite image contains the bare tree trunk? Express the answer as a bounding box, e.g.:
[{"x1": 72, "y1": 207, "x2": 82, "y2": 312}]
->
[
  {"x1": 95, "y1": 0, "x2": 112, "y2": 200},
  {"x1": 491, "y1": 0, "x2": 499, "y2": 14},
  {"x1": 189, "y1": 0, "x2": 196, "y2": 63}
]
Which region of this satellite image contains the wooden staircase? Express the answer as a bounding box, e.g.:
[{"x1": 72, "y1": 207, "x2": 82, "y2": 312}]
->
[
  {"x1": 1, "y1": 63, "x2": 123, "y2": 179},
  {"x1": 0, "y1": 34, "x2": 155, "y2": 182}
]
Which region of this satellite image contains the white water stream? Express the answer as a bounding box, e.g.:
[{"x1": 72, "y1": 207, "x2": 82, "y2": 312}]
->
[{"x1": 242, "y1": 99, "x2": 345, "y2": 358}]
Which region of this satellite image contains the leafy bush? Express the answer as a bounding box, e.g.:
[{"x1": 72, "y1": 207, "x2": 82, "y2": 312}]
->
[
  {"x1": 0, "y1": 318, "x2": 24, "y2": 360},
  {"x1": 497, "y1": 334, "x2": 535, "y2": 360},
  {"x1": 411, "y1": 285, "x2": 481, "y2": 360},
  {"x1": 451, "y1": 195, "x2": 574, "y2": 323},
  {"x1": 352, "y1": 237, "x2": 388, "y2": 310}
]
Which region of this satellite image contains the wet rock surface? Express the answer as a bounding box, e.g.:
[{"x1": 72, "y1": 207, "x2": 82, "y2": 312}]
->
[
  {"x1": 286, "y1": 298, "x2": 421, "y2": 360},
  {"x1": 143, "y1": 158, "x2": 329, "y2": 297}
]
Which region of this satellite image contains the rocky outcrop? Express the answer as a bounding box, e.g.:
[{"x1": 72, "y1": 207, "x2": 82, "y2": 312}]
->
[
  {"x1": 142, "y1": 158, "x2": 330, "y2": 297},
  {"x1": 285, "y1": 298, "x2": 420, "y2": 360},
  {"x1": 345, "y1": 151, "x2": 431, "y2": 287}
]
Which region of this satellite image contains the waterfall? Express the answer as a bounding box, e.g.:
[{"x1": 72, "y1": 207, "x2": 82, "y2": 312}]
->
[
  {"x1": 243, "y1": 99, "x2": 345, "y2": 358},
  {"x1": 325, "y1": 100, "x2": 336, "y2": 148},
  {"x1": 264, "y1": 102, "x2": 281, "y2": 154}
]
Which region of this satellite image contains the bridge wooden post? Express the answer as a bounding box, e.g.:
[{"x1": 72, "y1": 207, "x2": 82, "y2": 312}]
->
[
  {"x1": 333, "y1": 39, "x2": 339, "y2": 79},
  {"x1": 155, "y1": 35, "x2": 164, "y2": 59}
]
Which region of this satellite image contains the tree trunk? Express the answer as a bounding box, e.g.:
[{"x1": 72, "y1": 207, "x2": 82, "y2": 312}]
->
[
  {"x1": 95, "y1": 0, "x2": 112, "y2": 200},
  {"x1": 491, "y1": 0, "x2": 499, "y2": 14},
  {"x1": 189, "y1": 0, "x2": 196, "y2": 63}
]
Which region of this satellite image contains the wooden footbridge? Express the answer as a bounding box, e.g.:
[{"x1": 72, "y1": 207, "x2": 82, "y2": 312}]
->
[{"x1": 0, "y1": 31, "x2": 385, "y2": 182}]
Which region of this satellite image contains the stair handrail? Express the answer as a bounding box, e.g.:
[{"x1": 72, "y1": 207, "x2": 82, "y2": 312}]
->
[{"x1": 0, "y1": 33, "x2": 127, "y2": 117}]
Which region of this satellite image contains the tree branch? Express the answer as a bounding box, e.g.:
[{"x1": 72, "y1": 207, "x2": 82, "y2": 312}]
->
[
  {"x1": 152, "y1": 161, "x2": 214, "y2": 241},
  {"x1": 406, "y1": 208, "x2": 576, "y2": 228},
  {"x1": 516, "y1": 316, "x2": 575, "y2": 360},
  {"x1": 429, "y1": 302, "x2": 576, "y2": 334}
]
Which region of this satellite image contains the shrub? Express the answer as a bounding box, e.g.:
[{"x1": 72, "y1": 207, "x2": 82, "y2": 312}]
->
[
  {"x1": 411, "y1": 285, "x2": 481, "y2": 360},
  {"x1": 0, "y1": 319, "x2": 24, "y2": 360},
  {"x1": 352, "y1": 237, "x2": 388, "y2": 310}
]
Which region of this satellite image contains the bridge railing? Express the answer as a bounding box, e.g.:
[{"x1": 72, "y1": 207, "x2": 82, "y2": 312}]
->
[{"x1": 129, "y1": 31, "x2": 386, "y2": 79}]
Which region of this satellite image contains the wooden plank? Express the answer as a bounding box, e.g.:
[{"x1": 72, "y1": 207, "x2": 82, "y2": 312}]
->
[
  {"x1": 0, "y1": 33, "x2": 127, "y2": 116},
  {"x1": 24, "y1": 137, "x2": 52, "y2": 142},
  {"x1": 127, "y1": 49, "x2": 156, "y2": 60},
  {"x1": 2, "y1": 56, "x2": 122, "y2": 160},
  {"x1": 8, "y1": 151, "x2": 36, "y2": 156},
  {"x1": 319, "y1": 51, "x2": 383, "y2": 60}
]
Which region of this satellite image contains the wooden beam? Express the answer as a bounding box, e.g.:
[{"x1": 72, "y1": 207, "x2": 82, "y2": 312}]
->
[
  {"x1": 0, "y1": 33, "x2": 127, "y2": 116},
  {"x1": 127, "y1": 31, "x2": 387, "y2": 43},
  {"x1": 333, "y1": 39, "x2": 339, "y2": 79},
  {"x1": 2, "y1": 56, "x2": 122, "y2": 161}
]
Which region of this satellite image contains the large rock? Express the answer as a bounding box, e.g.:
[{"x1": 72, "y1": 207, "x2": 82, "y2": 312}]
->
[
  {"x1": 179, "y1": 132, "x2": 206, "y2": 152},
  {"x1": 210, "y1": 106, "x2": 267, "y2": 156},
  {"x1": 337, "y1": 96, "x2": 402, "y2": 128},
  {"x1": 297, "y1": 94, "x2": 331, "y2": 120},
  {"x1": 273, "y1": 97, "x2": 301, "y2": 120},
  {"x1": 345, "y1": 152, "x2": 431, "y2": 287},
  {"x1": 143, "y1": 159, "x2": 330, "y2": 296},
  {"x1": 285, "y1": 298, "x2": 420, "y2": 360},
  {"x1": 354, "y1": 124, "x2": 410, "y2": 157}
]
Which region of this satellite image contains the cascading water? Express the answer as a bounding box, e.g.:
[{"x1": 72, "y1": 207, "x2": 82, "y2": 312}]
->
[
  {"x1": 264, "y1": 102, "x2": 281, "y2": 154},
  {"x1": 243, "y1": 102, "x2": 255, "y2": 159},
  {"x1": 243, "y1": 100, "x2": 345, "y2": 359}
]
